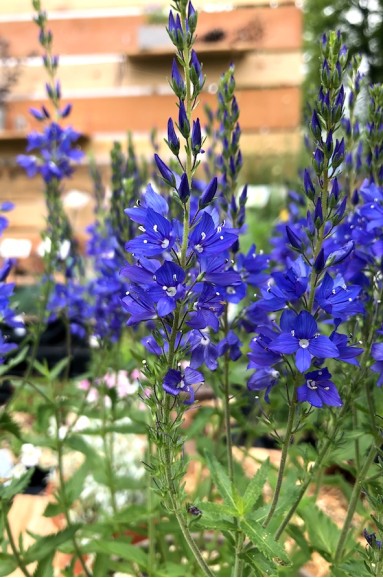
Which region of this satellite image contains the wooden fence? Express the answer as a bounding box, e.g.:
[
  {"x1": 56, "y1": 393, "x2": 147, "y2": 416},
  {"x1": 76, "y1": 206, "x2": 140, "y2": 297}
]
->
[{"x1": 0, "y1": 0, "x2": 302, "y2": 276}]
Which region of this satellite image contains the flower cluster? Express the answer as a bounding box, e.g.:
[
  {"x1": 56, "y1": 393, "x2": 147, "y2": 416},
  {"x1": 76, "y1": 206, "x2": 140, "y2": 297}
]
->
[
  {"x1": 0, "y1": 202, "x2": 20, "y2": 363},
  {"x1": 246, "y1": 32, "x2": 365, "y2": 408}
]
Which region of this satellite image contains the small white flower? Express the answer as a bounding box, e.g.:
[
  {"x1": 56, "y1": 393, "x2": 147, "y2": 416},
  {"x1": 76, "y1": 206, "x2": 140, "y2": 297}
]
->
[{"x1": 20, "y1": 443, "x2": 42, "y2": 467}]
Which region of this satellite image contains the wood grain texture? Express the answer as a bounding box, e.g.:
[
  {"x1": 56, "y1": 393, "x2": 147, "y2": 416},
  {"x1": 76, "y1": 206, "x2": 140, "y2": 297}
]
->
[
  {"x1": 2, "y1": 6, "x2": 301, "y2": 57},
  {"x1": 6, "y1": 87, "x2": 301, "y2": 133},
  {"x1": 10, "y1": 51, "x2": 303, "y2": 97},
  {"x1": 0, "y1": 0, "x2": 295, "y2": 17}
]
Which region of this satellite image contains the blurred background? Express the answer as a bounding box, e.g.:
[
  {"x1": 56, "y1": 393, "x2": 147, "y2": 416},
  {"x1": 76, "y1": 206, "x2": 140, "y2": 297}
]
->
[{"x1": 0, "y1": 0, "x2": 382, "y2": 284}]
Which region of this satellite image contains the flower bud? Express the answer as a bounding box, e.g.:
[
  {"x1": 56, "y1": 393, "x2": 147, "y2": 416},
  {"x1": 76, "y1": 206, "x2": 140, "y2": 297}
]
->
[
  {"x1": 199, "y1": 176, "x2": 217, "y2": 208},
  {"x1": 166, "y1": 118, "x2": 180, "y2": 156},
  {"x1": 191, "y1": 118, "x2": 202, "y2": 155},
  {"x1": 154, "y1": 153, "x2": 176, "y2": 188},
  {"x1": 171, "y1": 59, "x2": 185, "y2": 100},
  {"x1": 178, "y1": 99, "x2": 190, "y2": 138},
  {"x1": 178, "y1": 173, "x2": 190, "y2": 203}
]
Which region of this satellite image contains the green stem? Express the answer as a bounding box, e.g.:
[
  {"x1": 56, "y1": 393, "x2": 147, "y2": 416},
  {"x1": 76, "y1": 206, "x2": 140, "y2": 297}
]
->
[
  {"x1": 147, "y1": 440, "x2": 156, "y2": 576},
  {"x1": 274, "y1": 403, "x2": 346, "y2": 540},
  {"x1": 162, "y1": 397, "x2": 214, "y2": 577},
  {"x1": 334, "y1": 444, "x2": 377, "y2": 564},
  {"x1": 101, "y1": 397, "x2": 118, "y2": 518},
  {"x1": 307, "y1": 169, "x2": 328, "y2": 312},
  {"x1": 2, "y1": 504, "x2": 31, "y2": 577},
  {"x1": 233, "y1": 532, "x2": 245, "y2": 577},
  {"x1": 352, "y1": 404, "x2": 361, "y2": 471},
  {"x1": 263, "y1": 391, "x2": 297, "y2": 529},
  {"x1": 55, "y1": 410, "x2": 92, "y2": 577},
  {"x1": 223, "y1": 306, "x2": 234, "y2": 484}
]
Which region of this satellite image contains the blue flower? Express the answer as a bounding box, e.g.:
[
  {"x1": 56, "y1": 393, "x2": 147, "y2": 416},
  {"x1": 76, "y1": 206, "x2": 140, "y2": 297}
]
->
[
  {"x1": 269, "y1": 310, "x2": 339, "y2": 372},
  {"x1": 163, "y1": 366, "x2": 204, "y2": 404},
  {"x1": 371, "y1": 342, "x2": 383, "y2": 386},
  {"x1": 148, "y1": 261, "x2": 186, "y2": 316},
  {"x1": 0, "y1": 333, "x2": 17, "y2": 364},
  {"x1": 125, "y1": 208, "x2": 175, "y2": 257},
  {"x1": 189, "y1": 330, "x2": 219, "y2": 370},
  {"x1": 189, "y1": 212, "x2": 237, "y2": 256},
  {"x1": 217, "y1": 330, "x2": 242, "y2": 361},
  {"x1": 247, "y1": 367, "x2": 280, "y2": 402},
  {"x1": 315, "y1": 273, "x2": 362, "y2": 321},
  {"x1": 187, "y1": 283, "x2": 224, "y2": 332},
  {"x1": 297, "y1": 368, "x2": 342, "y2": 408}
]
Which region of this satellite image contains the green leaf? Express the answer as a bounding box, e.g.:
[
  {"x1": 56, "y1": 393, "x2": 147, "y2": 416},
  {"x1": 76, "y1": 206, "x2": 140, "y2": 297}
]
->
[
  {"x1": 0, "y1": 411, "x2": 22, "y2": 439},
  {"x1": 49, "y1": 357, "x2": 70, "y2": 381},
  {"x1": 240, "y1": 518, "x2": 290, "y2": 564},
  {"x1": 298, "y1": 499, "x2": 341, "y2": 559},
  {"x1": 33, "y1": 552, "x2": 54, "y2": 577},
  {"x1": 24, "y1": 526, "x2": 81, "y2": 564},
  {"x1": 32, "y1": 359, "x2": 50, "y2": 378},
  {"x1": 242, "y1": 548, "x2": 277, "y2": 577},
  {"x1": 242, "y1": 459, "x2": 270, "y2": 515},
  {"x1": 0, "y1": 468, "x2": 34, "y2": 501},
  {"x1": 0, "y1": 553, "x2": 18, "y2": 575},
  {"x1": 88, "y1": 540, "x2": 147, "y2": 569},
  {"x1": 204, "y1": 451, "x2": 237, "y2": 511},
  {"x1": 0, "y1": 346, "x2": 28, "y2": 376},
  {"x1": 195, "y1": 501, "x2": 237, "y2": 531}
]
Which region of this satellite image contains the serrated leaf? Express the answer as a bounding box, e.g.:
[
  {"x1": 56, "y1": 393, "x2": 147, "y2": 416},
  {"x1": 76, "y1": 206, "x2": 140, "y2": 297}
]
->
[
  {"x1": 242, "y1": 459, "x2": 270, "y2": 515},
  {"x1": 240, "y1": 518, "x2": 290, "y2": 564},
  {"x1": 199, "y1": 500, "x2": 237, "y2": 518},
  {"x1": 24, "y1": 525, "x2": 81, "y2": 564},
  {"x1": 242, "y1": 548, "x2": 277, "y2": 576},
  {"x1": 0, "y1": 468, "x2": 34, "y2": 500},
  {"x1": 298, "y1": 499, "x2": 342, "y2": 559},
  {"x1": 204, "y1": 451, "x2": 237, "y2": 511},
  {"x1": 88, "y1": 540, "x2": 147, "y2": 569},
  {"x1": 0, "y1": 553, "x2": 18, "y2": 575}
]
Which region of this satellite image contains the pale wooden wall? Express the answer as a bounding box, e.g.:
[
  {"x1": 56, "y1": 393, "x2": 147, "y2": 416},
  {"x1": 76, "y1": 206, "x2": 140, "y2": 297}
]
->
[{"x1": 0, "y1": 0, "x2": 302, "y2": 275}]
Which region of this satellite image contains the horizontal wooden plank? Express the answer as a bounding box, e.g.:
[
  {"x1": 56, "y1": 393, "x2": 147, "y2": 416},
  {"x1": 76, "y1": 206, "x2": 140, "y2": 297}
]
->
[
  {"x1": 0, "y1": 0, "x2": 295, "y2": 17},
  {"x1": 2, "y1": 6, "x2": 301, "y2": 57},
  {"x1": 10, "y1": 51, "x2": 302, "y2": 97},
  {"x1": 6, "y1": 87, "x2": 301, "y2": 133}
]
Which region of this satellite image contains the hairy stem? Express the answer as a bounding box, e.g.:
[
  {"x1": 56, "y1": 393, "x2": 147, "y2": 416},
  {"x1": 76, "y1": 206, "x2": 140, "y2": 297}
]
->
[
  {"x1": 334, "y1": 444, "x2": 377, "y2": 564},
  {"x1": 263, "y1": 391, "x2": 297, "y2": 528},
  {"x1": 2, "y1": 505, "x2": 31, "y2": 577}
]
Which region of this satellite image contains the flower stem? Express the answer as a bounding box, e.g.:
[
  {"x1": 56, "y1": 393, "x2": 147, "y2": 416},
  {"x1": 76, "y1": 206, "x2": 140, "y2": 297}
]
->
[
  {"x1": 274, "y1": 401, "x2": 346, "y2": 539},
  {"x1": 334, "y1": 444, "x2": 377, "y2": 564},
  {"x1": 162, "y1": 397, "x2": 214, "y2": 577},
  {"x1": 263, "y1": 391, "x2": 297, "y2": 528},
  {"x1": 55, "y1": 409, "x2": 92, "y2": 577},
  {"x1": 223, "y1": 306, "x2": 234, "y2": 484},
  {"x1": 1, "y1": 504, "x2": 31, "y2": 577}
]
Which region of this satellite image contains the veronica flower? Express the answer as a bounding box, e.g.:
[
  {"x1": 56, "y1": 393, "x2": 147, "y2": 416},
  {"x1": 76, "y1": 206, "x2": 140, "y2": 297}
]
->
[
  {"x1": 0, "y1": 334, "x2": 18, "y2": 364},
  {"x1": 247, "y1": 367, "x2": 280, "y2": 402},
  {"x1": 162, "y1": 366, "x2": 204, "y2": 405},
  {"x1": 371, "y1": 342, "x2": 383, "y2": 386},
  {"x1": 189, "y1": 329, "x2": 219, "y2": 370},
  {"x1": 269, "y1": 310, "x2": 339, "y2": 372},
  {"x1": 297, "y1": 367, "x2": 342, "y2": 407},
  {"x1": 217, "y1": 330, "x2": 242, "y2": 361},
  {"x1": 187, "y1": 283, "x2": 224, "y2": 332},
  {"x1": 189, "y1": 212, "x2": 237, "y2": 256},
  {"x1": 125, "y1": 208, "x2": 175, "y2": 257}
]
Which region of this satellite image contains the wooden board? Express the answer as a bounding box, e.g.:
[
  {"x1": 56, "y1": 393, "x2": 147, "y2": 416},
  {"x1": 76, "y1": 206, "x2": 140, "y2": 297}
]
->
[
  {"x1": 2, "y1": 6, "x2": 301, "y2": 57},
  {"x1": 0, "y1": 0, "x2": 296, "y2": 17},
  {"x1": 6, "y1": 87, "x2": 301, "y2": 133},
  {"x1": 9, "y1": 51, "x2": 303, "y2": 98}
]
